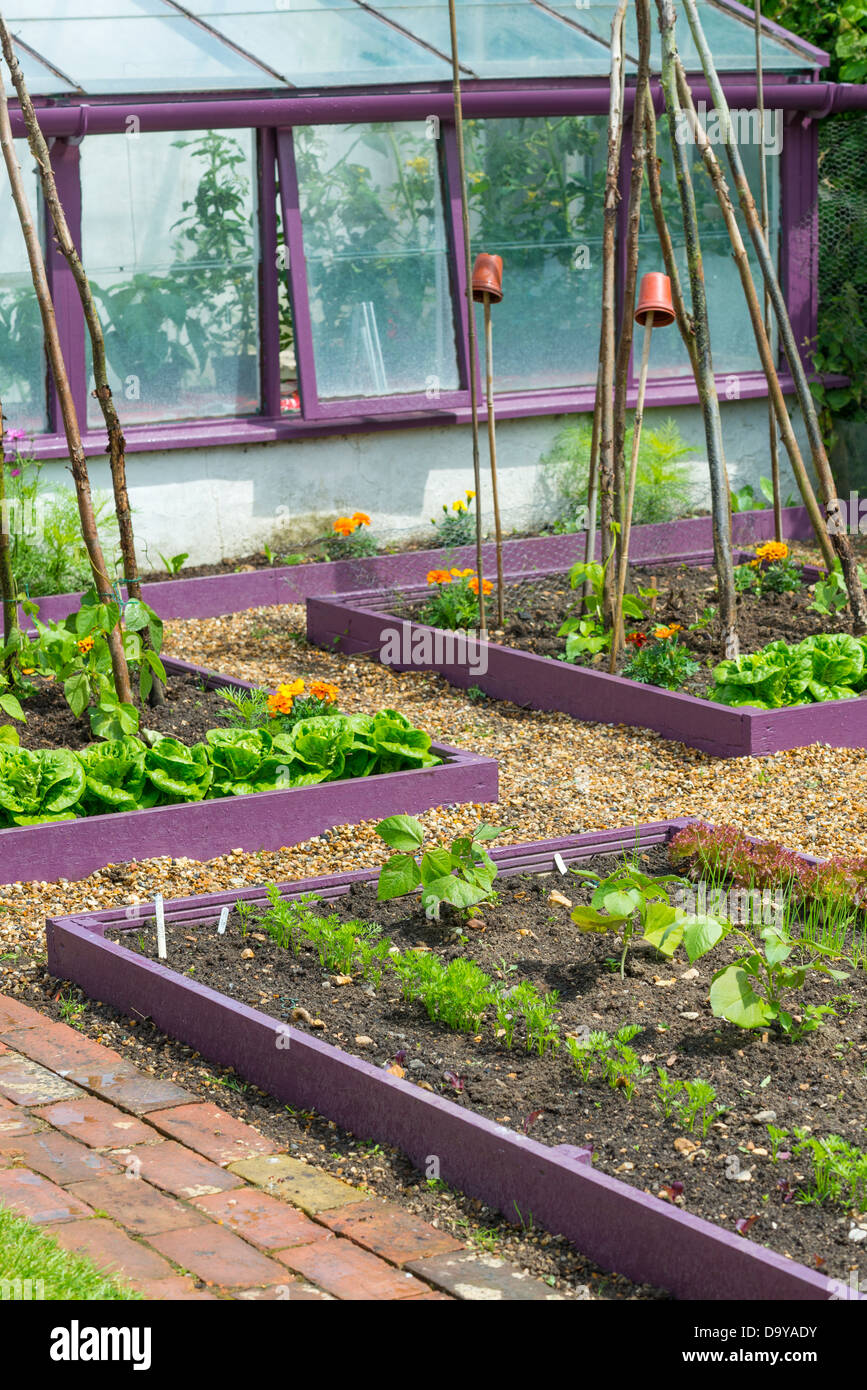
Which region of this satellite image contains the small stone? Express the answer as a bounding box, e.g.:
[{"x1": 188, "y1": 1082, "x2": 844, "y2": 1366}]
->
[
  {"x1": 653, "y1": 976, "x2": 676, "y2": 987},
  {"x1": 849, "y1": 1227, "x2": 867, "y2": 1243},
  {"x1": 355, "y1": 1035, "x2": 374, "y2": 1048},
  {"x1": 332, "y1": 975, "x2": 352, "y2": 987},
  {"x1": 240, "y1": 948, "x2": 255, "y2": 959},
  {"x1": 679, "y1": 1011, "x2": 700, "y2": 1020},
  {"x1": 752, "y1": 1110, "x2": 777, "y2": 1124},
  {"x1": 680, "y1": 968, "x2": 699, "y2": 981},
  {"x1": 674, "y1": 1137, "x2": 699, "y2": 1154},
  {"x1": 548, "y1": 891, "x2": 572, "y2": 909}
]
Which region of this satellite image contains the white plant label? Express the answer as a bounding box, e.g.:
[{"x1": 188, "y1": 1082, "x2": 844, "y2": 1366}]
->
[
  {"x1": 155, "y1": 893, "x2": 166, "y2": 959},
  {"x1": 217, "y1": 905, "x2": 230, "y2": 935}
]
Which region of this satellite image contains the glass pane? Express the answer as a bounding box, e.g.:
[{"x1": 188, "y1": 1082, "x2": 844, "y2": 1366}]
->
[
  {"x1": 637, "y1": 121, "x2": 781, "y2": 378},
  {"x1": 8, "y1": 38, "x2": 76, "y2": 94},
  {"x1": 465, "y1": 116, "x2": 607, "y2": 391},
  {"x1": 6, "y1": 0, "x2": 279, "y2": 94},
  {"x1": 545, "y1": 0, "x2": 815, "y2": 72},
  {"x1": 295, "y1": 123, "x2": 459, "y2": 401},
  {"x1": 0, "y1": 139, "x2": 47, "y2": 435},
  {"x1": 81, "y1": 129, "x2": 261, "y2": 425},
  {"x1": 275, "y1": 191, "x2": 300, "y2": 415},
  {"x1": 184, "y1": 0, "x2": 451, "y2": 87},
  {"x1": 371, "y1": 0, "x2": 624, "y2": 78}
]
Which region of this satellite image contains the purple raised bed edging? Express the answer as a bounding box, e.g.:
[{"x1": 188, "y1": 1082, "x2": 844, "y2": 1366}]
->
[
  {"x1": 22, "y1": 506, "x2": 814, "y2": 626},
  {"x1": 44, "y1": 819, "x2": 851, "y2": 1303},
  {"x1": 307, "y1": 559, "x2": 867, "y2": 761},
  {"x1": 0, "y1": 656, "x2": 496, "y2": 885}
]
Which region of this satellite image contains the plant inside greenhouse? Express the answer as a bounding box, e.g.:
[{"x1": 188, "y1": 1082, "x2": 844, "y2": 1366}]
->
[{"x1": 0, "y1": 0, "x2": 866, "y2": 1327}]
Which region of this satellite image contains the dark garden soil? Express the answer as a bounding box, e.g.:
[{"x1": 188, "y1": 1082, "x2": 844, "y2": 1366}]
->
[
  {"x1": 108, "y1": 843, "x2": 867, "y2": 1286},
  {"x1": 15, "y1": 675, "x2": 231, "y2": 752},
  {"x1": 408, "y1": 563, "x2": 855, "y2": 698}
]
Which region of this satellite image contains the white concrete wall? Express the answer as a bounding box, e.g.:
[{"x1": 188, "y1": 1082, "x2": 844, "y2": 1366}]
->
[{"x1": 36, "y1": 398, "x2": 816, "y2": 567}]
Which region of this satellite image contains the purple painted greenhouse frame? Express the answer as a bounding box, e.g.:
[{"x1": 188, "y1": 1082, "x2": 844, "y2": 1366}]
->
[
  {"x1": 9, "y1": 70, "x2": 867, "y2": 457},
  {"x1": 44, "y1": 819, "x2": 861, "y2": 1302},
  {"x1": 0, "y1": 656, "x2": 497, "y2": 886}
]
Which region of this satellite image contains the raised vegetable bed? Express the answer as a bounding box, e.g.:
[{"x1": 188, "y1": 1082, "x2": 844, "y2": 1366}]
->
[
  {"x1": 23, "y1": 507, "x2": 815, "y2": 625},
  {"x1": 307, "y1": 557, "x2": 867, "y2": 760},
  {"x1": 45, "y1": 819, "x2": 865, "y2": 1301},
  {"x1": 0, "y1": 656, "x2": 496, "y2": 884}
]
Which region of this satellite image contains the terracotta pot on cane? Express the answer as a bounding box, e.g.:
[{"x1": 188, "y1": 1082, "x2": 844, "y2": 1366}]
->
[{"x1": 471, "y1": 253, "x2": 503, "y2": 303}]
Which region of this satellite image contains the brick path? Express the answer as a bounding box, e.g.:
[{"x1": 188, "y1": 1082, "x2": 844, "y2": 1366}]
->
[{"x1": 0, "y1": 994, "x2": 566, "y2": 1301}]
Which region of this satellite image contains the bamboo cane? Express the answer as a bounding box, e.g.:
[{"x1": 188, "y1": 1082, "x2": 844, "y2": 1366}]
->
[
  {"x1": 599, "y1": 0, "x2": 629, "y2": 630},
  {"x1": 0, "y1": 397, "x2": 19, "y2": 660},
  {"x1": 610, "y1": 311, "x2": 655, "y2": 674},
  {"x1": 447, "y1": 0, "x2": 486, "y2": 636},
  {"x1": 0, "y1": 21, "x2": 164, "y2": 703},
  {"x1": 753, "y1": 0, "x2": 782, "y2": 543},
  {"x1": 612, "y1": 0, "x2": 652, "y2": 606},
  {"x1": 482, "y1": 293, "x2": 505, "y2": 628},
  {"x1": 674, "y1": 62, "x2": 835, "y2": 573},
  {"x1": 681, "y1": 0, "x2": 867, "y2": 633},
  {"x1": 0, "y1": 62, "x2": 132, "y2": 703},
  {"x1": 655, "y1": 0, "x2": 739, "y2": 659},
  {"x1": 582, "y1": 359, "x2": 602, "y2": 604}
]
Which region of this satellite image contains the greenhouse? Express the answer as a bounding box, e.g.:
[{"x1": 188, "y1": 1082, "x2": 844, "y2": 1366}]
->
[{"x1": 2, "y1": 0, "x2": 864, "y2": 557}]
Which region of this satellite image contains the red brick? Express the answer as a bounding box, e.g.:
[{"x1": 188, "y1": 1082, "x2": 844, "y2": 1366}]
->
[
  {"x1": 0, "y1": 1167, "x2": 93, "y2": 1224},
  {"x1": 0, "y1": 1130, "x2": 120, "y2": 1186},
  {"x1": 66, "y1": 1174, "x2": 207, "y2": 1236},
  {"x1": 33, "y1": 1096, "x2": 153, "y2": 1148},
  {"x1": 147, "y1": 1223, "x2": 289, "y2": 1288},
  {"x1": 51, "y1": 1218, "x2": 176, "y2": 1284},
  {"x1": 405, "y1": 1249, "x2": 569, "y2": 1300},
  {"x1": 146, "y1": 1102, "x2": 281, "y2": 1165},
  {"x1": 191, "y1": 1188, "x2": 328, "y2": 1251},
  {"x1": 2, "y1": 1022, "x2": 128, "y2": 1075},
  {"x1": 0, "y1": 1054, "x2": 83, "y2": 1106},
  {"x1": 110, "y1": 1140, "x2": 244, "y2": 1199},
  {"x1": 276, "y1": 1237, "x2": 429, "y2": 1300},
  {"x1": 316, "y1": 1200, "x2": 464, "y2": 1267},
  {"x1": 0, "y1": 1111, "x2": 47, "y2": 1139},
  {"x1": 234, "y1": 1282, "x2": 333, "y2": 1301},
  {"x1": 130, "y1": 1277, "x2": 218, "y2": 1300},
  {"x1": 0, "y1": 995, "x2": 44, "y2": 1034},
  {"x1": 66, "y1": 1068, "x2": 195, "y2": 1115}
]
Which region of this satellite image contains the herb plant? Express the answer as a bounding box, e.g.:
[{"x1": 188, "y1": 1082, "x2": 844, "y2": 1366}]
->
[
  {"x1": 566, "y1": 1024, "x2": 648, "y2": 1098},
  {"x1": 621, "y1": 628, "x2": 700, "y2": 691}
]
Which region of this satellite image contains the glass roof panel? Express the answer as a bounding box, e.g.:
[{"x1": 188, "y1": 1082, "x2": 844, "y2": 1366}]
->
[
  {"x1": 368, "y1": 0, "x2": 628, "y2": 78},
  {"x1": 544, "y1": 0, "x2": 815, "y2": 73},
  {"x1": 7, "y1": 37, "x2": 77, "y2": 92},
  {"x1": 4, "y1": 0, "x2": 286, "y2": 92},
  {"x1": 182, "y1": 0, "x2": 453, "y2": 86}
]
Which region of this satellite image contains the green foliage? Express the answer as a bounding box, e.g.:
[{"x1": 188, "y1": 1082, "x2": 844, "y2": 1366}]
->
[
  {"x1": 419, "y1": 570, "x2": 483, "y2": 631},
  {"x1": 708, "y1": 924, "x2": 847, "y2": 1038},
  {"x1": 566, "y1": 1023, "x2": 648, "y2": 1099},
  {"x1": 761, "y1": 1, "x2": 867, "y2": 83},
  {"x1": 621, "y1": 634, "x2": 700, "y2": 691},
  {"x1": 542, "y1": 417, "x2": 696, "y2": 530},
  {"x1": 569, "y1": 857, "x2": 719, "y2": 978},
  {"x1": 393, "y1": 953, "x2": 495, "y2": 1033},
  {"x1": 662, "y1": 1074, "x2": 727, "y2": 1137},
  {"x1": 0, "y1": 746, "x2": 85, "y2": 826},
  {"x1": 559, "y1": 559, "x2": 654, "y2": 662},
  {"x1": 733, "y1": 557, "x2": 803, "y2": 597},
  {"x1": 730, "y1": 476, "x2": 799, "y2": 513},
  {"x1": 0, "y1": 1205, "x2": 141, "y2": 1301},
  {"x1": 792, "y1": 1130, "x2": 867, "y2": 1207},
  {"x1": 808, "y1": 560, "x2": 867, "y2": 617},
  {"x1": 709, "y1": 633, "x2": 867, "y2": 709},
  {"x1": 375, "y1": 814, "x2": 503, "y2": 921},
  {"x1": 215, "y1": 684, "x2": 340, "y2": 735},
  {"x1": 255, "y1": 889, "x2": 393, "y2": 984},
  {"x1": 158, "y1": 551, "x2": 189, "y2": 576}
]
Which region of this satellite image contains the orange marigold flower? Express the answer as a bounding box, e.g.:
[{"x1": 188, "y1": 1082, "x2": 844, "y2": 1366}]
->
[
  {"x1": 309, "y1": 680, "x2": 338, "y2": 703},
  {"x1": 333, "y1": 516, "x2": 358, "y2": 536},
  {"x1": 653, "y1": 624, "x2": 680, "y2": 641},
  {"x1": 77, "y1": 636, "x2": 95, "y2": 654},
  {"x1": 427, "y1": 569, "x2": 452, "y2": 585},
  {"x1": 267, "y1": 679, "x2": 305, "y2": 717},
  {"x1": 468, "y1": 576, "x2": 493, "y2": 595},
  {"x1": 755, "y1": 540, "x2": 788, "y2": 563},
  {"x1": 351, "y1": 511, "x2": 371, "y2": 527}
]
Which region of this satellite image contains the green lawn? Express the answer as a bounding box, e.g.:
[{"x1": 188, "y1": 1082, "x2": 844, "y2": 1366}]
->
[{"x1": 0, "y1": 1205, "x2": 142, "y2": 1301}]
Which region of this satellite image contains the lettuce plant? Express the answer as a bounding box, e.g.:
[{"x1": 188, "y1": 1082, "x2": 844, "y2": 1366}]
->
[
  {"x1": 77, "y1": 738, "x2": 156, "y2": 816},
  {"x1": 0, "y1": 746, "x2": 86, "y2": 827},
  {"x1": 143, "y1": 735, "x2": 212, "y2": 803},
  {"x1": 709, "y1": 633, "x2": 867, "y2": 708},
  {"x1": 375, "y1": 814, "x2": 503, "y2": 920}
]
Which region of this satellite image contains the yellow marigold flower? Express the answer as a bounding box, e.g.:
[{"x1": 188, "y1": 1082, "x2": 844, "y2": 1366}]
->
[
  {"x1": 77, "y1": 636, "x2": 95, "y2": 654},
  {"x1": 427, "y1": 569, "x2": 452, "y2": 585},
  {"x1": 755, "y1": 540, "x2": 788, "y2": 563},
  {"x1": 351, "y1": 511, "x2": 370, "y2": 527},
  {"x1": 452, "y1": 499, "x2": 467, "y2": 513},
  {"x1": 465, "y1": 489, "x2": 475, "y2": 501},
  {"x1": 333, "y1": 516, "x2": 357, "y2": 536},
  {"x1": 309, "y1": 680, "x2": 338, "y2": 703}
]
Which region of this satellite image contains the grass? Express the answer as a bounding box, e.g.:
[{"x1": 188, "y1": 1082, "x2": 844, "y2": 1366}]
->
[{"x1": 0, "y1": 1205, "x2": 142, "y2": 1301}]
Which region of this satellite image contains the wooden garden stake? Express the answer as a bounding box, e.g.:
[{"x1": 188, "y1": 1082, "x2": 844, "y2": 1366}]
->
[
  {"x1": 674, "y1": 62, "x2": 835, "y2": 573},
  {"x1": 0, "y1": 397, "x2": 19, "y2": 659},
  {"x1": 681, "y1": 0, "x2": 867, "y2": 634},
  {"x1": 0, "y1": 22, "x2": 165, "y2": 705},
  {"x1": 655, "y1": 0, "x2": 739, "y2": 659},
  {"x1": 155, "y1": 893, "x2": 166, "y2": 959},
  {"x1": 0, "y1": 58, "x2": 133, "y2": 704},
  {"x1": 597, "y1": 0, "x2": 629, "y2": 629},
  {"x1": 753, "y1": 0, "x2": 782, "y2": 543},
  {"x1": 472, "y1": 254, "x2": 505, "y2": 629},
  {"x1": 447, "y1": 0, "x2": 487, "y2": 635}
]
